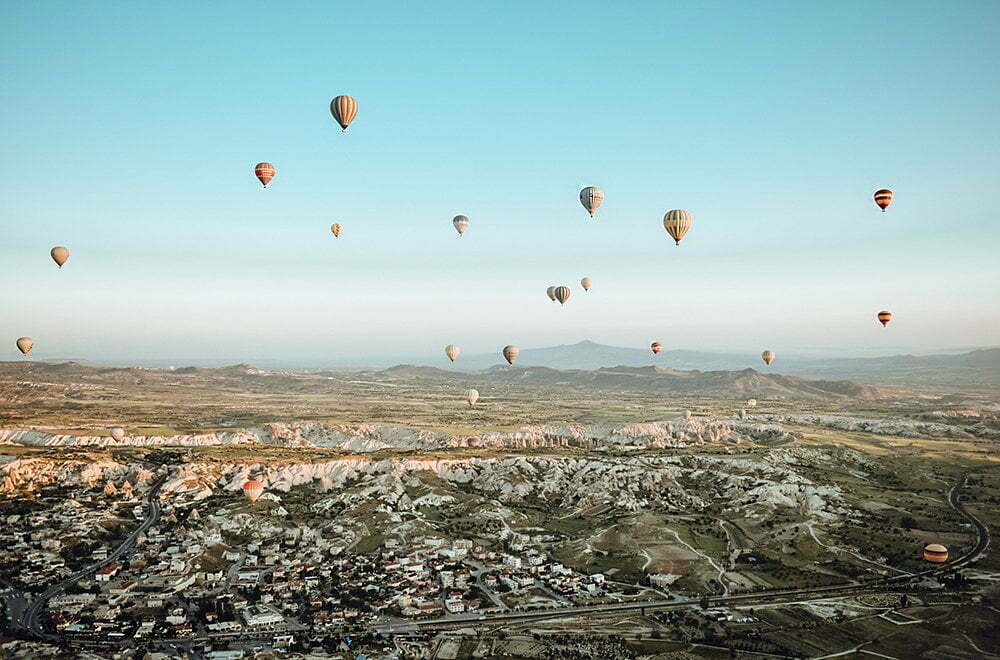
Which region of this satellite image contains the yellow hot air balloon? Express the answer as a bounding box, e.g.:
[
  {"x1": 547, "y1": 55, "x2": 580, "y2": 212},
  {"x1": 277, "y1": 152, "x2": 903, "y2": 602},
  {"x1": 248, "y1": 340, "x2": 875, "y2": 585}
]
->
[
  {"x1": 453, "y1": 215, "x2": 470, "y2": 236},
  {"x1": 330, "y1": 95, "x2": 358, "y2": 131},
  {"x1": 502, "y1": 345, "x2": 519, "y2": 365},
  {"x1": 16, "y1": 337, "x2": 33, "y2": 355},
  {"x1": 761, "y1": 350, "x2": 775, "y2": 365},
  {"x1": 331, "y1": 223, "x2": 342, "y2": 238},
  {"x1": 50, "y1": 246, "x2": 70, "y2": 268},
  {"x1": 554, "y1": 286, "x2": 571, "y2": 305},
  {"x1": 663, "y1": 209, "x2": 692, "y2": 245},
  {"x1": 445, "y1": 344, "x2": 460, "y2": 362},
  {"x1": 466, "y1": 389, "x2": 479, "y2": 406},
  {"x1": 581, "y1": 277, "x2": 592, "y2": 292},
  {"x1": 579, "y1": 186, "x2": 604, "y2": 217},
  {"x1": 546, "y1": 286, "x2": 557, "y2": 302},
  {"x1": 110, "y1": 427, "x2": 125, "y2": 442}
]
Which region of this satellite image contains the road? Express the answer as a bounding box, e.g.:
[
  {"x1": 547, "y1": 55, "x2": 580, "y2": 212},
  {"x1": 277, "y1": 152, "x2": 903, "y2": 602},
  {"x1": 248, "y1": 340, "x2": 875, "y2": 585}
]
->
[{"x1": 15, "y1": 472, "x2": 168, "y2": 640}]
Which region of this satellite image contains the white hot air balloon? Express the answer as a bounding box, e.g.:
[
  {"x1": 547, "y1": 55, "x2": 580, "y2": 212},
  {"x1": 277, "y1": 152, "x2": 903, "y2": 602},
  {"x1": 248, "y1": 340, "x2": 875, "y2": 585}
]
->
[
  {"x1": 445, "y1": 345, "x2": 460, "y2": 362},
  {"x1": 466, "y1": 389, "x2": 479, "y2": 406},
  {"x1": 453, "y1": 215, "x2": 470, "y2": 236},
  {"x1": 110, "y1": 427, "x2": 125, "y2": 442},
  {"x1": 580, "y1": 277, "x2": 592, "y2": 292}
]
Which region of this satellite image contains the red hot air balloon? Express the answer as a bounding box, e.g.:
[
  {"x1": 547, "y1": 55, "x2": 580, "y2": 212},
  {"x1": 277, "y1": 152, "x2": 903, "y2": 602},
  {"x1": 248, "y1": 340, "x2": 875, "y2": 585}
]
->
[
  {"x1": 874, "y1": 189, "x2": 893, "y2": 212},
  {"x1": 877, "y1": 310, "x2": 893, "y2": 327},
  {"x1": 254, "y1": 162, "x2": 275, "y2": 188},
  {"x1": 243, "y1": 480, "x2": 264, "y2": 502},
  {"x1": 650, "y1": 342, "x2": 662, "y2": 355}
]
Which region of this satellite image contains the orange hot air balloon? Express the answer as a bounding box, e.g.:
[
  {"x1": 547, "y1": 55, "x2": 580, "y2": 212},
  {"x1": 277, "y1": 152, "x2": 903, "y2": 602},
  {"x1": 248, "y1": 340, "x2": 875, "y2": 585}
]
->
[
  {"x1": 650, "y1": 342, "x2": 662, "y2": 355},
  {"x1": 331, "y1": 223, "x2": 342, "y2": 238},
  {"x1": 254, "y1": 162, "x2": 275, "y2": 187},
  {"x1": 874, "y1": 189, "x2": 893, "y2": 212},
  {"x1": 923, "y1": 543, "x2": 948, "y2": 564},
  {"x1": 877, "y1": 310, "x2": 893, "y2": 327},
  {"x1": 243, "y1": 480, "x2": 264, "y2": 503},
  {"x1": 16, "y1": 337, "x2": 33, "y2": 355}
]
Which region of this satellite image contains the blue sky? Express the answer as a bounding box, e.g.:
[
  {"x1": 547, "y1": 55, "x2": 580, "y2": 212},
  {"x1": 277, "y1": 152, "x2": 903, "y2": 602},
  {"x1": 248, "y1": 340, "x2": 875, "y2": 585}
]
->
[{"x1": 2, "y1": 2, "x2": 998, "y2": 364}]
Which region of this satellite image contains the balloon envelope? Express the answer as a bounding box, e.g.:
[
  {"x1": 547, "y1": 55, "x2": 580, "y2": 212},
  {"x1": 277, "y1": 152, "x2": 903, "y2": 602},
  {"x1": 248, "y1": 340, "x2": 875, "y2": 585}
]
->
[
  {"x1": 110, "y1": 427, "x2": 125, "y2": 442},
  {"x1": 331, "y1": 223, "x2": 342, "y2": 238},
  {"x1": 502, "y1": 345, "x2": 519, "y2": 365},
  {"x1": 445, "y1": 344, "x2": 460, "y2": 362},
  {"x1": 453, "y1": 215, "x2": 470, "y2": 236},
  {"x1": 330, "y1": 95, "x2": 359, "y2": 131},
  {"x1": 50, "y1": 246, "x2": 70, "y2": 268},
  {"x1": 663, "y1": 209, "x2": 692, "y2": 245},
  {"x1": 580, "y1": 277, "x2": 592, "y2": 291},
  {"x1": 16, "y1": 337, "x2": 33, "y2": 355},
  {"x1": 554, "y1": 286, "x2": 570, "y2": 305},
  {"x1": 243, "y1": 480, "x2": 264, "y2": 503},
  {"x1": 874, "y1": 189, "x2": 893, "y2": 211},
  {"x1": 254, "y1": 162, "x2": 275, "y2": 187},
  {"x1": 923, "y1": 543, "x2": 948, "y2": 564},
  {"x1": 877, "y1": 310, "x2": 893, "y2": 327},
  {"x1": 761, "y1": 350, "x2": 775, "y2": 365},
  {"x1": 546, "y1": 286, "x2": 557, "y2": 302},
  {"x1": 650, "y1": 341, "x2": 662, "y2": 355},
  {"x1": 579, "y1": 186, "x2": 604, "y2": 217},
  {"x1": 466, "y1": 389, "x2": 479, "y2": 406}
]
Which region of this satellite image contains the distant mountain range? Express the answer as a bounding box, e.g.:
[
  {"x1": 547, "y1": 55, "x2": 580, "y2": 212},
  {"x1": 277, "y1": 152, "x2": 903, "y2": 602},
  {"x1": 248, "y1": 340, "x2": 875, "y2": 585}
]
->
[{"x1": 446, "y1": 341, "x2": 1000, "y2": 387}]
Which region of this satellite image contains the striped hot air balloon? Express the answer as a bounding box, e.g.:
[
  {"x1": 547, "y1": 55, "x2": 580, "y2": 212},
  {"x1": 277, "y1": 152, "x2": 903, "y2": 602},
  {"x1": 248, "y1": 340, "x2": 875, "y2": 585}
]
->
[
  {"x1": 254, "y1": 162, "x2": 275, "y2": 187},
  {"x1": 877, "y1": 310, "x2": 893, "y2": 327},
  {"x1": 663, "y1": 209, "x2": 692, "y2": 245},
  {"x1": 579, "y1": 186, "x2": 604, "y2": 217},
  {"x1": 874, "y1": 189, "x2": 893, "y2": 212},
  {"x1": 330, "y1": 95, "x2": 358, "y2": 131},
  {"x1": 761, "y1": 350, "x2": 775, "y2": 365},
  {"x1": 445, "y1": 344, "x2": 460, "y2": 362},
  {"x1": 453, "y1": 215, "x2": 470, "y2": 236},
  {"x1": 650, "y1": 341, "x2": 662, "y2": 355},
  {"x1": 16, "y1": 337, "x2": 33, "y2": 355},
  {"x1": 581, "y1": 277, "x2": 592, "y2": 292},
  {"x1": 331, "y1": 223, "x2": 342, "y2": 238},
  {"x1": 923, "y1": 543, "x2": 948, "y2": 564},
  {"x1": 243, "y1": 480, "x2": 264, "y2": 503},
  {"x1": 502, "y1": 345, "x2": 519, "y2": 365},
  {"x1": 50, "y1": 246, "x2": 70, "y2": 268},
  {"x1": 554, "y1": 286, "x2": 570, "y2": 305}
]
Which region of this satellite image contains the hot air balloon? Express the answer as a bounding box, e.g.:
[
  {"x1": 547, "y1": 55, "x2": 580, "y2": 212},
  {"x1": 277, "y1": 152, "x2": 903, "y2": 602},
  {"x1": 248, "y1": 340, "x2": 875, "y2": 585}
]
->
[
  {"x1": 746, "y1": 399, "x2": 757, "y2": 408},
  {"x1": 254, "y1": 162, "x2": 275, "y2": 187},
  {"x1": 761, "y1": 350, "x2": 775, "y2": 365},
  {"x1": 502, "y1": 345, "x2": 519, "y2": 365},
  {"x1": 554, "y1": 286, "x2": 570, "y2": 305},
  {"x1": 579, "y1": 186, "x2": 604, "y2": 217},
  {"x1": 243, "y1": 480, "x2": 264, "y2": 503},
  {"x1": 16, "y1": 337, "x2": 33, "y2": 355},
  {"x1": 50, "y1": 246, "x2": 70, "y2": 268},
  {"x1": 581, "y1": 277, "x2": 592, "y2": 292},
  {"x1": 330, "y1": 95, "x2": 358, "y2": 131},
  {"x1": 650, "y1": 341, "x2": 662, "y2": 355},
  {"x1": 110, "y1": 427, "x2": 125, "y2": 442},
  {"x1": 445, "y1": 345, "x2": 460, "y2": 362},
  {"x1": 331, "y1": 223, "x2": 342, "y2": 238},
  {"x1": 546, "y1": 286, "x2": 557, "y2": 302},
  {"x1": 923, "y1": 543, "x2": 948, "y2": 564},
  {"x1": 453, "y1": 215, "x2": 469, "y2": 236},
  {"x1": 663, "y1": 209, "x2": 692, "y2": 245},
  {"x1": 874, "y1": 189, "x2": 893, "y2": 212},
  {"x1": 466, "y1": 389, "x2": 479, "y2": 406},
  {"x1": 877, "y1": 310, "x2": 893, "y2": 327}
]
